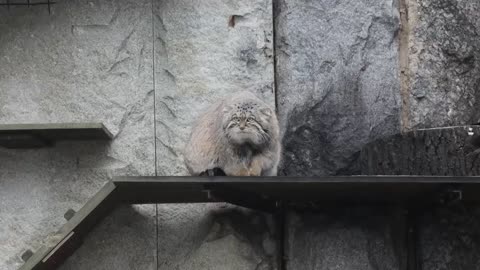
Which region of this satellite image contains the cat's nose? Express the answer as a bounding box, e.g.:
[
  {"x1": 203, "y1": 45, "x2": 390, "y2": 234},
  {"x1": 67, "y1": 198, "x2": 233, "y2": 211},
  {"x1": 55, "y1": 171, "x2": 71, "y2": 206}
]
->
[{"x1": 239, "y1": 122, "x2": 246, "y2": 130}]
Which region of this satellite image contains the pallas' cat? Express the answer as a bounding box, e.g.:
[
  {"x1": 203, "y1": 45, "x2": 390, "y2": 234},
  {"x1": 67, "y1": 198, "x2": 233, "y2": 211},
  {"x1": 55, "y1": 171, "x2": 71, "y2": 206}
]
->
[{"x1": 184, "y1": 91, "x2": 281, "y2": 176}]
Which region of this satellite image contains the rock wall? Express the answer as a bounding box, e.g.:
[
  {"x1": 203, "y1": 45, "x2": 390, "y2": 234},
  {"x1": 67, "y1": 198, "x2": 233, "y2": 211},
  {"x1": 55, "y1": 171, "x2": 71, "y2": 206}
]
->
[
  {"x1": 0, "y1": 0, "x2": 277, "y2": 269},
  {"x1": 1, "y1": 0, "x2": 480, "y2": 269},
  {"x1": 153, "y1": 0, "x2": 275, "y2": 176},
  {"x1": 276, "y1": 0, "x2": 401, "y2": 176},
  {"x1": 403, "y1": 0, "x2": 480, "y2": 129},
  {"x1": 152, "y1": 1, "x2": 277, "y2": 269},
  {"x1": 286, "y1": 209, "x2": 401, "y2": 270},
  {"x1": 419, "y1": 206, "x2": 480, "y2": 270},
  {"x1": 359, "y1": 126, "x2": 480, "y2": 175},
  {"x1": 0, "y1": 1, "x2": 157, "y2": 269}
]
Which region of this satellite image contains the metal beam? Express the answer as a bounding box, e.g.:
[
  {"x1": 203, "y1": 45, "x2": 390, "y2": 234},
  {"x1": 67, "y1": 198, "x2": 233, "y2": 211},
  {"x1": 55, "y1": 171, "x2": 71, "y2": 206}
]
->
[
  {"x1": 19, "y1": 176, "x2": 480, "y2": 270},
  {"x1": 20, "y1": 181, "x2": 119, "y2": 270},
  {"x1": 113, "y1": 176, "x2": 480, "y2": 206},
  {"x1": 0, "y1": 123, "x2": 113, "y2": 149}
]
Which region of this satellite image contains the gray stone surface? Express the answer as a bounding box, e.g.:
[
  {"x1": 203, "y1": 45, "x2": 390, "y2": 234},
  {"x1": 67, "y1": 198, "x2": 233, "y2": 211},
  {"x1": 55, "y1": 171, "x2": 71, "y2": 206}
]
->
[
  {"x1": 276, "y1": 0, "x2": 401, "y2": 176},
  {"x1": 59, "y1": 205, "x2": 156, "y2": 270},
  {"x1": 419, "y1": 206, "x2": 480, "y2": 270},
  {"x1": 157, "y1": 204, "x2": 278, "y2": 270},
  {"x1": 2, "y1": 0, "x2": 480, "y2": 270},
  {"x1": 0, "y1": 1, "x2": 155, "y2": 269},
  {"x1": 153, "y1": 1, "x2": 277, "y2": 269},
  {"x1": 359, "y1": 126, "x2": 480, "y2": 175},
  {"x1": 153, "y1": 0, "x2": 275, "y2": 175},
  {"x1": 405, "y1": 0, "x2": 480, "y2": 129},
  {"x1": 286, "y1": 209, "x2": 400, "y2": 270}
]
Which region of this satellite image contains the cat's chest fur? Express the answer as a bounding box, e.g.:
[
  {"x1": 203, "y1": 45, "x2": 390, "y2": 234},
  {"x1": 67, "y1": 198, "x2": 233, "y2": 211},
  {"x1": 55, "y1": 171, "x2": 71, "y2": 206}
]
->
[{"x1": 222, "y1": 146, "x2": 262, "y2": 176}]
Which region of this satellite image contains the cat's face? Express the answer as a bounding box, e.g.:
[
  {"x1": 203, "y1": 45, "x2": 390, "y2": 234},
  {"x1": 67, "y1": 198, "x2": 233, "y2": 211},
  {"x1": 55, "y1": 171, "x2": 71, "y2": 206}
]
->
[{"x1": 223, "y1": 101, "x2": 274, "y2": 148}]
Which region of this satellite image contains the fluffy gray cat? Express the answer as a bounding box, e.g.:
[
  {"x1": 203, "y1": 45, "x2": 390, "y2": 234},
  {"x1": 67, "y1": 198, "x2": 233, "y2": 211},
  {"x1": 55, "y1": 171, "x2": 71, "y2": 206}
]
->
[{"x1": 184, "y1": 91, "x2": 281, "y2": 176}]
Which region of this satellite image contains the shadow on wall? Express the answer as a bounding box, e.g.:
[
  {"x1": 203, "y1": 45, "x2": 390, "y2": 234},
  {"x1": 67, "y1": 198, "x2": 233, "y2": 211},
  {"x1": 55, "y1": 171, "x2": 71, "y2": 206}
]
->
[
  {"x1": 280, "y1": 67, "x2": 399, "y2": 176},
  {"x1": 59, "y1": 204, "x2": 156, "y2": 270},
  {"x1": 286, "y1": 206, "x2": 402, "y2": 270},
  {"x1": 356, "y1": 125, "x2": 480, "y2": 176},
  {"x1": 156, "y1": 204, "x2": 278, "y2": 270},
  {"x1": 208, "y1": 207, "x2": 277, "y2": 266}
]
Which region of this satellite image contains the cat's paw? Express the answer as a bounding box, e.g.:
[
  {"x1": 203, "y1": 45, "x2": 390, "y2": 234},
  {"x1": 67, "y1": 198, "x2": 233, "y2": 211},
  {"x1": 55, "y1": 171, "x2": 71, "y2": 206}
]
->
[{"x1": 199, "y1": 168, "x2": 227, "y2": 176}]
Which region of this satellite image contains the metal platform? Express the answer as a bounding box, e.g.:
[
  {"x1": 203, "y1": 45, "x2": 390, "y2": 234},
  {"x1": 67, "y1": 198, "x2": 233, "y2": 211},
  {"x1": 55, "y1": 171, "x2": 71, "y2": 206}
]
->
[
  {"x1": 20, "y1": 176, "x2": 480, "y2": 270},
  {"x1": 0, "y1": 0, "x2": 56, "y2": 14},
  {"x1": 0, "y1": 123, "x2": 113, "y2": 148},
  {"x1": 114, "y1": 176, "x2": 480, "y2": 207}
]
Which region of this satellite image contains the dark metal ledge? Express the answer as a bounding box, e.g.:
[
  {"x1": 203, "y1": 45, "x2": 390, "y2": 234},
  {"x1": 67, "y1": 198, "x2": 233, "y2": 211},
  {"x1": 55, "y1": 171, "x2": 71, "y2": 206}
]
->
[
  {"x1": 19, "y1": 176, "x2": 480, "y2": 270},
  {"x1": 114, "y1": 176, "x2": 480, "y2": 206},
  {"x1": 0, "y1": 1, "x2": 56, "y2": 14},
  {"x1": 0, "y1": 123, "x2": 113, "y2": 149}
]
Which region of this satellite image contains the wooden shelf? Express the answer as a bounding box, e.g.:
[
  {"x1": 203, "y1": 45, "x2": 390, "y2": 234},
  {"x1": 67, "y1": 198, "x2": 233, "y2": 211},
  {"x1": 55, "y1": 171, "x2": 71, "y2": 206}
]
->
[{"x1": 0, "y1": 123, "x2": 113, "y2": 148}]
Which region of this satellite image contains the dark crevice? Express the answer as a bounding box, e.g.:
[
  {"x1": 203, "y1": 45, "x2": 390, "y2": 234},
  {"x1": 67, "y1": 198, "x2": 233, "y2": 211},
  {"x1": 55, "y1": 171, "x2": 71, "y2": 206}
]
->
[
  {"x1": 151, "y1": 0, "x2": 159, "y2": 270},
  {"x1": 151, "y1": 0, "x2": 158, "y2": 177},
  {"x1": 276, "y1": 203, "x2": 287, "y2": 270},
  {"x1": 272, "y1": 0, "x2": 280, "y2": 114},
  {"x1": 407, "y1": 210, "x2": 421, "y2": 270}
]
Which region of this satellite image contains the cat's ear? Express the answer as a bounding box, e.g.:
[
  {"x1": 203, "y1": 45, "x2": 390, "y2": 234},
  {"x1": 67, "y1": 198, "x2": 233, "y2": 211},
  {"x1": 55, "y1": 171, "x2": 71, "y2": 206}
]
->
[{"x1": 260, "y1": 108, "x2": 273, "y2": 118}]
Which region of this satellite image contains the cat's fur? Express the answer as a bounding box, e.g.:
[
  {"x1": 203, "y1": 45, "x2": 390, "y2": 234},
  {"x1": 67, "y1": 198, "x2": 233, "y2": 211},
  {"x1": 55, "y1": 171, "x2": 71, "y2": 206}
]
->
[{"x1": 184, "y1": 91, "x2": 281, "y2": 176}]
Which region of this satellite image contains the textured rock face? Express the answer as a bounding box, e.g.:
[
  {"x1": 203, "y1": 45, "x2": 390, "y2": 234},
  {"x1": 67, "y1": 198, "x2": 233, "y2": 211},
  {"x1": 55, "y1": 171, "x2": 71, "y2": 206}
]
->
[
  {"x1": 153, "y1": 1, "x2": 277, "y2": 269},
  {"x1": 0, "y1": 1, "x2": 155, "y2": 269},
  {"x1": 404, "y1": 0, "x2": 480, "y2": 129},
  {"x1": 2, "y1": 0, "x2": 480, "y2": 270},
  {"x1": 59, "y1": 205, "x2": 157, "y2": 270},
  {"x1": 286, "y1": 209, "x2": 400, "y2": 270},
  {"x1": 0, "y1": 143, "x2": 157, "y2": 270},
  {"x1": 153, "y1": 0, "x2": 275, "y2": 175},
  {"x1": 157, "y1": 204, "x2": 277, "y2": 270},
  {"x1": 1, "y1": 0, "x2": 277, "y2": 269},
  {"x1": 359, "y1": 126, "x2": 480, "y2": 175},
  {"x1": 0, "y1": 0, "x2": 277, "y2": 269},
  {"x1": 0, "y1": 1, "x2": 155, "y2": 141},
  {"x1": 276, "y1": 0, "x2": 401, "y2": 176},
  {"x1": 276, "y1": 1, "x2": 403, "y2": 268},
  {"x1": 419, "y1": 206, "x2": 480, "y2": 270}
]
